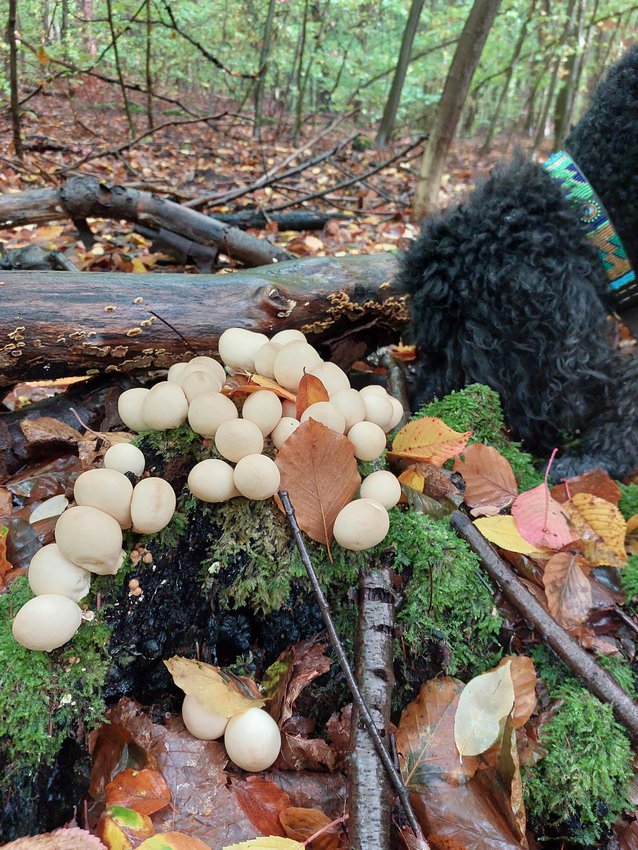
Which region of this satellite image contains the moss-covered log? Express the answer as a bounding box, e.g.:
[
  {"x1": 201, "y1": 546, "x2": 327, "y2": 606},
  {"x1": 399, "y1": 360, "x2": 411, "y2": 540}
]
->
[{"x1": 0, "y1": 253, "x2": 403, "y2": 388}]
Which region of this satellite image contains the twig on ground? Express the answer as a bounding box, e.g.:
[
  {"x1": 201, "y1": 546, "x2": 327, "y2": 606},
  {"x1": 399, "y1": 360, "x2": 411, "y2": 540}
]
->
[{"x1": 279, "y1": 489, "x2": 430, "y2": 850}]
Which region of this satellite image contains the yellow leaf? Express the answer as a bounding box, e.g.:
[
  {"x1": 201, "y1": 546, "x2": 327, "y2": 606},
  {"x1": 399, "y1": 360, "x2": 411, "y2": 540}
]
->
[
  {"x1": 224, "y1": 839, "x2": 303, "y2": 850},
  {"x1": 36, "y1": 44, "x2": 51, "y2": 66},
  {"x1": 164, "y1": 656, "x2": 264, "y2": 716},
  {"x1": 473, "y1": 515, "x2": 546, "y2": 555},
  {"x1": 249, "y1": 374, "x2": 297, "y2": 402},
  {"x1": 454, "y1": 661, "x2": 515, "y2": 757},
  {"x1": 391, "y1": 417, "x2": 471, "y2": 466},
  {"x1": 564, "y1": 492, "x2": 627, "y2": 566},
  {"x1": 131, "y1": 258, "x2": 147, "y2": 273},
  {"x1": 397, "y1": 468, "x2": 425, "y2": 493},
  {"x1": 36, "y1": 225, "x2": 64, "y2": 242},
  {"x1": 627, "y1": 513, "x2": 638, "y2": 535}
]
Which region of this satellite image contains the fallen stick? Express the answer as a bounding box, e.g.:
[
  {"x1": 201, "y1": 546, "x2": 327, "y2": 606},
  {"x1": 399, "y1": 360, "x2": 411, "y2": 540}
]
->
[
  {"x1": 450, "y1": 510, "x2": 638, "y2": 743},
  {"x1": 214, "y1": 209, "x2": 351, "y2": 231}
]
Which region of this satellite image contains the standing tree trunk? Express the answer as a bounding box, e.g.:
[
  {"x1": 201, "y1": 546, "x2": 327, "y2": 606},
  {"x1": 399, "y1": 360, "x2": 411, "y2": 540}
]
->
[
  {"x1": 83, "y1": 0, "x2": 96, "y2": 55},
  {"x1": 375, "y1": 0, "x2": 425, "y2": 148},
  {"x1": 7, "y1": 0, "x2": 23, "y2": 159},
  {"x1": 105, "y1": 0, "x2": 136, "y2": 137},
  {"x1": 293, "y1": 0, "x2": 310, "y2": 143},
  {"x1": 145, "y1": 0, "x2": 154, "y2": 129},
  {"x1": 253, "y1": 0, "x2": 277, "y2": 138},
  {"x1": 554, "y1": 0, "x2": 587, "y2": 148},
  {"x1": 413, "y1": 0, "x2": 502, "y2": 220}
]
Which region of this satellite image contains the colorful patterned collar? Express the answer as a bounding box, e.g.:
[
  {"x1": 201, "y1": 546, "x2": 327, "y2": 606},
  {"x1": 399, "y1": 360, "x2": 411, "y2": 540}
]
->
[{"x1": 543, "y1": 150, "x2": 637, "y2": 308}]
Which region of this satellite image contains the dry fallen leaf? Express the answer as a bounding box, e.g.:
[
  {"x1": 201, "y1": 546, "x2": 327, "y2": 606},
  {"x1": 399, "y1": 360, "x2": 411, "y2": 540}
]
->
[
  {"x1": 295, "y1": 373, "x2": 329, "y2": 419},
  {"x1": 454, "y1": 662, "x2": 515, "y2": 757},
  {"x1": 223, "y1": 840, "x2": 303, "y2": 850},
  {"x1": 20, "y1": 416, "x2": 82, "y2": 448},
  {"x1": 473, "y1": 516, "x2": 546, "y2": 556},
  {"x1": 263, "y1": 639, "x2": 332, "y2": 728},
  {"x1": 137, "y1": 834, "x2": 211, "y2": 849},
  {"x1": 275, "y1": 420, "x2": 360, "y2": 547},
  {"x1": 454, "y1": 443, "x2": 518, "y2": 515},
  {"x1": 164, "y1": 656, "x2": 264, "y2": 716},
  {"x1": 511, "y1": 484, "x2": 574, "y2": 550},
  {"x1": 391, "y1": 417, "x2": 471, "y2": 465},
  {"x1": 550, "y1": 469, "x2": 621, "y2": 505},
  {"x1": 496, "y1": 656, "x2": 537, "y2": 729},
  {"x1": 246, "y1": 374, "x2": 297, "y2": 402},
  {"x1": 542, "y1": 552, "x2": 593, "y2": 628},
  {"x1": 2, "y1": 829, "x2": 106, "y2": 849},
  {"x1": 279, "y1": 807, "x2": 340, "y2": 850},
  {"x1": 563, "y1": 492, "x2": 627, "y2": 566}
]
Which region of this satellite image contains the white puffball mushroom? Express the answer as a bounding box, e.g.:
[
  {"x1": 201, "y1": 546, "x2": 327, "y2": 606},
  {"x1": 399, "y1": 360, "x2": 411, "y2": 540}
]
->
[
  {"x1": 300, "y1": 401, "x2": 346, "y2": 434},
  {"x1": 253, "y1": 342, "x2": 282, "y2": 379},
  {"x1": 360, "y1": 470, "x2": 402, "y2": 510},
  {"x1": 179, "y1": 370, "x2": 223, "y2": 402},
  {"x1": 224, "y1": 707, "x2": 281, "y2": 772},
  {"x1": 73, "y1": 468, "x2": 133, "y2": 529},
  {"x1": 281, "y1": 399, "x2": 297, "y2": 418},
  {"x1": 188, "y1": 459, "x2": 238, "y2": 503},
  {"x1": 55, "y1": 505, "x2": 124, "y2": 575},
  {"x1": 188, "y1": 392, "x2": 238, "y2": 438},
  {"x1": 181, "y1": 355, "x2": 226, "y2": 386},
  {"x1": 104, "y1": 442, "x2": 146, "y2": 477},
  {"x1": 233, "y1": 454, "x2": 281, "y2": 500},
  {"x1": 28, "y1": 543, "x2": 91, "y2": 601},
  {"x1": 271, "y1": 329, "x2": 306, "y2": 345},
  {"x1": 118, "y1": 387, "x2": 150, "y2": 432},
  {"x1": 363, "y1": 392, "x2": 394, "y2": 431},
  {"x1": 309, "y1": 362, "x2": 350, "y2": 397},
  {"x1": 167, "y1": 362, "x2": 188, "y2": 383},
  {"x1": 130, "y1": 477, "x2": 176, "y2": 534},
  {"x1": 242, "y1": 391, "x2": 283, "y2": 436},
  {"x1": 333, "y1": 498, "x2": 390, "y2": 551},
  {"x1": 387, "y1": 395, "x2": 405, "y2": 430},
  {"x1": 347, "y1": 421, "x2": 387, "y2": 461},
  {"x1": 359, "y1": 384, "x2": 388, "y2": 397},
  {"x1": 182, "y1": 694, "x2": 229, "y2": 740},
  {"x1": 218, "y1": 328, "x2": 269, "y2": 371},
  {"x1": 271, "y1": 417, "x2": 300, "y2": 449},
  {"x1": 142, "y1": 381, "x2": 188, "y2": 431},
  {"x1": 12, "y1": 594, "x2": 83, "y2": 651},
  {"x1": 215, "y1": 419, "x2": 264, "y2": 462},
  {"x1": 29, "y1": 494, "x2": 68, "y2": 525},
  {"x1": 273, "y1": 342, "x2": 322, "y2": 391},
  {"x1": 328, "y1": 388, "x2": 367, "y2": 431}
]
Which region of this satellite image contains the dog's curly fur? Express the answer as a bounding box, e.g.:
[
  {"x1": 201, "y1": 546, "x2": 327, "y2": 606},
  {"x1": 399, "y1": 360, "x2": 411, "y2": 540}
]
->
[{"x1": 399, "y1": 45, "x2": 638, "y2": 480}]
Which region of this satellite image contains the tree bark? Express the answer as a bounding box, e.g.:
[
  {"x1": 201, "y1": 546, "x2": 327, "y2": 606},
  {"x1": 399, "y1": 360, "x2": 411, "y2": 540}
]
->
[
  {"x1": 412, "y1": 0, "x2": 503, "y2": 220},
  {"x1": 214, "y1": 210, "x2": 350, "y2": 231},
  {"x1": 7, "y1": 0, "x2": 23, "y2": 159},
  {"x1": 375, "y1": 0, "x2": 425, "y2": 148},
  {"x1": 253, "y1": 0, "x2": 277, "y2": 138},
  {"x1": 145, "y1": 0, "x2": 154, "y2": 130},
  {"x1": 0, "y1": 253, "x2": 404, "y2": 387},
  {"x1": 105, "y1": 0, "x2": 136, "y2": 137}
]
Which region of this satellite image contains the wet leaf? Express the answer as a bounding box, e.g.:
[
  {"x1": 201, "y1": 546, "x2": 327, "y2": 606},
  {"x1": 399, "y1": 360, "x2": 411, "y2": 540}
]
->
[
  {"x1": 275, "y1": 420, "x2": 360, "y2": 547},
  {"x1": 279, "y1": 807, "x2": 340, "y2": 850},
  {"x1": 473, "y1": 516, "x2": 546, "y2": 556},
  {"x1": 542, "y1": 552, "x2": 593, "y2": 628},
  {"x1": 454, "y1": 444, "x2": 518, "y2": 515},
  {"x1": 454, "y1": 662, "x2": 515, "y2": 757},
  {"x1": 295, "y1": 374, "x2": 329, "y2": 419},
  {"x1": 277, "y1": 732, "x2": 337, "y2": 772},
  {"x1": 164, "y1": 656, "x2": 264, "y2": 716},
  {"x1": 263, "y1": 639, "x2": 332, "y2": 727},
  {"x1": 0, "y1": 525, "x2": 13, "y2": 584},
  {"x1": 511, "y1": 484, "x2": 574, "y2": 550},
  {"x1": 223, "y1": 840, "x2": 303, "y2": 850},
  {"x1": 563, "y1": 492, "x2": 627, "y2": 566},
  {"x1": 89, "y1": 724, "x2": 154, "y2": 801},
  {"x1": 97, "y1": 805, "x2": 155, "y2": 850},
  {"x1": 20, "y1": 416, "x2": 82, "y2": 448},
  {"x1": 137, "y1": 835, "x2": 210, "y2": 850},
  {"x1": 390, "y1": 417, "x2": 471, "y2": 465},
  {"x1": 2, "y1": 828, "x2": 107, "y2": 849},
  {"x1": 0, "y1": 487, "x2": 13, "y2": 514},
  {"x1": 397, "y1": 467, "x2": 425, "y2": 494},
  {"x1": 496, "y1": 656, "x2": 537, "y2": 729},
  {"x1": 232, "y1": 777, "x2": 291, "y2": 837},
  {"x1": 550, "y1": 469, "x2": 621, "y2": 505},
  {"x1": 105, "y1": 768, "x2": 171, "y2": 815},
  {"x1": 397, "y1": 678, "x2": 478, "y2": 789}
]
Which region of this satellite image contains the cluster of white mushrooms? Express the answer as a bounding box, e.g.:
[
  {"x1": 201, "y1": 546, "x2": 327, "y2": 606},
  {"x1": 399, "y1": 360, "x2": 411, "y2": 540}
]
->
[{"x1": 11, "y1": 444, "x2": 176, "y2": 653}]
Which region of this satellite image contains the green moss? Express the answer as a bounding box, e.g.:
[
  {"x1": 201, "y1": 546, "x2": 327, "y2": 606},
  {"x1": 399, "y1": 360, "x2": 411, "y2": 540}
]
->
[
  {"x1": 0, "y1": 577, "x2": 110, "y2": 775},
  {"x1": 134, "y1": 423, "x2": 203, "y2": 460},
  {"x1": 416, "y1": 384, "x2": 544, "y2": 490},
  {"x1": 387, "y1": 510, "x2": 502, "y2": 676},
  {"x1": 621, "y1": 554, "x2": 638, "y2": 606},
  {"x1": 619, "y1": 483, "x2": 638, "y2": 520},
  {"x1": 524, "y1": 685, "x2": 633, "y2": 845}
]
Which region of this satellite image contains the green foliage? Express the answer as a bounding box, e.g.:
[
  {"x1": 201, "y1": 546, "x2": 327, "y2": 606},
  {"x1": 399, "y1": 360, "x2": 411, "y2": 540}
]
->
[
  {"x1": 619, "y1": 483, "x2": 638, "y2": 520},
  {"x1": 0, "y1": 577, "x2": 110, "y2": 775},
  {"x1": 134, "y1": 424, "x2": 204, "y2": 462},
  {"x1": 621, "y1": 554, "x2": 638, "y2": 605},
  {"x1": 416, "y1": 384, "x2": 544, "y2": 490},
  {"x1": 387, "y1": 510, "x2": 502, "y2": 676}
]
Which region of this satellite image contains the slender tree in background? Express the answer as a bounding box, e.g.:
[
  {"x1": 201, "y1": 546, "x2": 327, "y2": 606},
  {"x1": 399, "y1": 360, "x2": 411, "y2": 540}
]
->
[
  {"x1": 375, "y1": 0, "x2": 425, "y2": 148},
  {"x1": 145, "y1": 0, "x2": 154, "y2": 129},
  {"x1": 254, "y1": 0, "x2": 276, "y2": 138},
  {"x1": 105, "y1": 0, "x2": 136, "y2": 137},
  {"x1": 7, "y1": 0, "x2": 23, "y2": 159},
  {"x1": 554, "y1": 0, "x2": 588, "y2": 147},
  {"x1": 413, "y1": 0, "x2": 503, "y2": 220}
]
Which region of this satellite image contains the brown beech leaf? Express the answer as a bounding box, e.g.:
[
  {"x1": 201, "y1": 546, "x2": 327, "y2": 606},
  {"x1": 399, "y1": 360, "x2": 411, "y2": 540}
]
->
[
  {"x1": 263, "y1": 639, "x2": 332, "y2": 727},
  {"x1": 511, "y1": 484, "x2": 574, "y2": 550},
  {"x1": 454, "y1": 444, "x2": 518, "y2": 514},
  {"x1": 89, "y1": 723, "x2": 154, "y2": 801},
  {"x1": 295, "y1": 374, "x2": 329, "y2": 419},
  {"x1": 563, "y1": 492, "x2": 627, "y2": 566},
  {"x1": 105, "y1": 767, "x2": 171, "y2": 815},
  {"x1": 277, "y1": 733, "x2": 337, "y2": 772},
  {"x1": 20, "y1": 416, "x2": 82, "y2": 448},
  {"x1": 542, "y1": 552, "x2": 593, "y2": 628},
  {"x1": 279, "y1": 807, "x2": 340, "y2": 850},
  {"x1": 550, "y1": 469, "x2": 621, "y2": 505},
  {"x1": 164, "y1": 656, "x2": 264, "y2": 716},
  {"x1": 396, "y1": 678, "x2": 478, "y2": 789},
  {"x1": 0, "y1": 525, "x2": 13, "y2": 584},
  {"x1": 275, "y1": 420, "x2": 360, "y2": 547},
  {"x1": 391, "y1": 417, "x2": 471, "y2": 466},
  {"x1": 0, "y1": 487, "x2": 12, "y2": 515},
  {"x1": 2, "y1": 828, "x2": 106, "y2": 850},
  {"x1": 232, "y1": 777, "x2": 291, "y2": 838},
  {"x1": 496, "y1": 656, "x2": 537, "y2": 729}
]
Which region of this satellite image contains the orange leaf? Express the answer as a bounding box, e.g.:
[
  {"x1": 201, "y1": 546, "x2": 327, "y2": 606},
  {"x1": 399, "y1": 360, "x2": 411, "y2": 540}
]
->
[
  {"x1": 542, "y1": 552, "x2": 593, "y2": 628},
  {"x1": 279, "y1": 808, "x2": 339, "y2": 850},
  {"x1": 275, "y1": 420, "x2": 360, "y2": 547},
  {"x1": 295, "y1": 374, "x2": 329, "y2": 419},
  {"x1": 105, "y1": 768, "x2": 171, "y2": 816},
  {"x1": 496, "y1": 655, "x2": 537, "y2": 729},
  {"x1": 550, "y1": 469, "x2": 621, "y2": 505},
  {"x1": 626, "y1": 513, "x2": 638, "y2": 535},
  {"x1": 249, "y1": 374, "x2": 297, "y2": 402},
  {"x1": 511, "y1": 484, "x2": 574, "y2": 550},
  {"x1": 232, "y1": 777, "x2": 291, "y2": 837},
  {"x1": 454, "y1": 444, "x2": 518, "y2": 515},
  {"x1": 390, "y1": 417, "x2": 471, "y2": 466},
  {"x1": 0, "y1": 526, "x2": 13, "y2": 584}
]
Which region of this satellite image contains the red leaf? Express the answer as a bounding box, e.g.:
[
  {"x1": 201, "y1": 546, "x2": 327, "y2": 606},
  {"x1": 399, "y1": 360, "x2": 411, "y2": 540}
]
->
[
  {"x1": 232, "y1": 776, "x2": 291, "y2": 837},
  {"x1": 511, "y1": 484, "x2": 574, "y2": 549},
  {"x1": 105, "y1": 767, "x2": 171, "y2": 815}
]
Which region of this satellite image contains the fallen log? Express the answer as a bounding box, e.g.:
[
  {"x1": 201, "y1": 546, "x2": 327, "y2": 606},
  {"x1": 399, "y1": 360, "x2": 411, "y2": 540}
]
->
[
  {"x1": 0, "y1": 253, "x2": 405, "y2": 387},
  {"x1": 214, "y1": 209, "x2": 351, "y2": 231},
  {"x1": 0, "y1": 177, "x2": 290, "y2": 268}
]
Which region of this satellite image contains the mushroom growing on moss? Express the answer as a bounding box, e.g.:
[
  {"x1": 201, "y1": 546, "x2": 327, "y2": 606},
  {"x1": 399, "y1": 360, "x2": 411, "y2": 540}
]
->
[
  {"x1": 55, "y1": 505, "x2": 125, "y2": 575},
  {"x1": 12, "y1": 593, "x2": 83, "y2": 651}
]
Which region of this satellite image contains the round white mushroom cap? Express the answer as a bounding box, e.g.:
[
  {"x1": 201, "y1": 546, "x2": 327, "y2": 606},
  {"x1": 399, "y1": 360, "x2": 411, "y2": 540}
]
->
[
  {"x1": 233, "y1": 454, "x2": 281, "y2": 500},
  {"x1": 28, "y1": 543, "x2": 91, "y2": 601},
  {"x1": 73, "y1": 467, "x2": 134, "y2": 529},
  {"x1": 182, "y1": 693, "x2": 229, "y2": 740},
  {"x1": 179, "y1": 370, "x2": 223, "y2": 402},
  {"x1": 55, "y1": 505, "x2": 124, "y2": 575},
  {"x1": 309, "y1": 361, "x2": 350, "y2": 397},
  {"x1": 333, "y1": 498, "x2": 390, "y2": 551},
  {"x1": 241, "y1": 390, "x2": 283, "y2": 436},
  {"x1": 359, "y1": 470, "x2": 402, "y2": 510},
  {"x1": 330, "y1": 388, "x2": 367, "y2": 431},
  {"x1": 273, "y1": 342, "x2": 322, "y2": 391},
  {"x1": 215, "y1": 419, "x2": 264, "y2": 463},
  {"x1": 188, "y1": 393, "x2": 238, "y2": 438},
  {"x1": 270, "y1": 329, "x2": 306, "y2": 345},
  {"x1": 300, "y1": 401, "x2": 346, "y2": 434},
  {"x1": 118, "y1": 387, "x2": 150, "y2": 432},
  {"x1": 271, "y1": 417, "x2": 300, "y2": 449},
  {"x1": 130, "y1": 477, "x2": 176, "y2": 534},
  {"x1": 180, "y1": 356, "x2": 226, "y2": 386},
  {"x1": 104, "y1": 443, "x2": 146, "y2": 477},
  {"x1": 142, "y1": 381, "x2": 188, "y2": 430},
  {"x1": 362, "y1": 392, "x2": 394, "y2": 431},
  {"x1": 224, "y1": 707, "x2": 281, "y2": 772},
  {"x1": 188, "y1": 458, "x2": 238, "y2": 503},
  {"x1": 218, "y1": 328, "x2": 270, "y2": 372},
  {"x1": 346, "y1": 421, "x2": 387, "y2": 461},
  {"x1": 253, "y1": 342, "x2": 282, "y2": 379},
  {"x1": 12, "y1": 594, "x2": 83, "y2": 651}
]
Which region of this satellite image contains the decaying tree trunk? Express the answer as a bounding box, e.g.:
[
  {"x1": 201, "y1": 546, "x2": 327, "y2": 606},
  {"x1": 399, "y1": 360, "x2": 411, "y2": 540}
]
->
[
  {"x1": 0, "y1": 177, "x2": 290, "y2": 267},
  {"x1": 0, "y1": 253, "x2": 405, "y2": 387}
]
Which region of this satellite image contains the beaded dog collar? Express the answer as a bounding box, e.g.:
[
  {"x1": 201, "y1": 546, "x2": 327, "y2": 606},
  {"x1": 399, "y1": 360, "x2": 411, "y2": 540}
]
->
[{"x1": 543, "y1": 150, "x2": 637, "y2": 308}]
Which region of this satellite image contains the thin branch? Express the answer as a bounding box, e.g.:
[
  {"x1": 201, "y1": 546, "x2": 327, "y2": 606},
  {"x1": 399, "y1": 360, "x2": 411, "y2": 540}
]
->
[{"x1": 279, "y1": 489, "x2": 430, "y2": 850}]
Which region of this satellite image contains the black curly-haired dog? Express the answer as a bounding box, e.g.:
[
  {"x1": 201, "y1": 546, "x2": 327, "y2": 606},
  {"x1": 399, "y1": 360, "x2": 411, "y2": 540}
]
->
[{"x1": 399, "y1": 45, "x2": 638, "y2": 481}]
